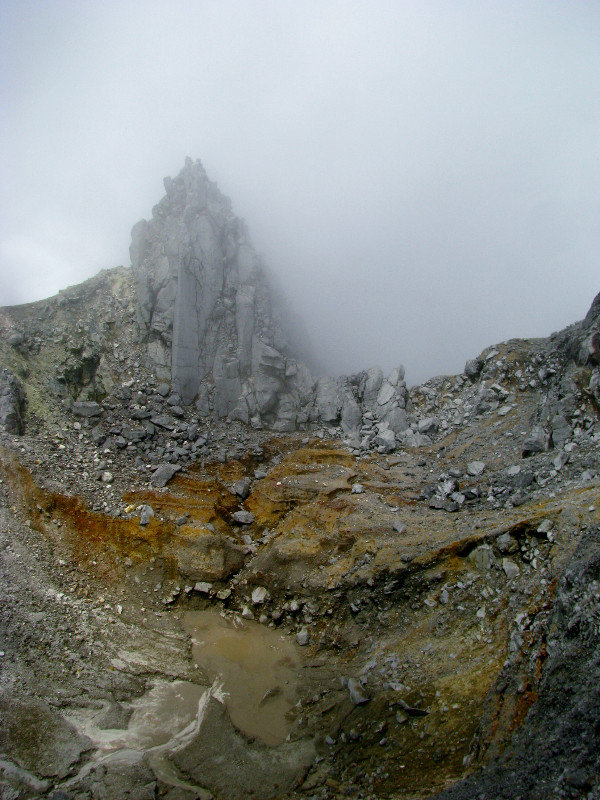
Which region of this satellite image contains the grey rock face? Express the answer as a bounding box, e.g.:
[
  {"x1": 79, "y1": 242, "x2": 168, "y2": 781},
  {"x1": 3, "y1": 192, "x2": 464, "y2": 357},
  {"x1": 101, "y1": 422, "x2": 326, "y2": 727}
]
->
[
  {"x1": 0, "y1": 369, "x2": 26, "y2": 434},
  {"x1": 131, "y1": 158, "x2": 289, "y2": 407},
  {"x1": 130, "y1": 158, "x2": 412, "y2": 438}
]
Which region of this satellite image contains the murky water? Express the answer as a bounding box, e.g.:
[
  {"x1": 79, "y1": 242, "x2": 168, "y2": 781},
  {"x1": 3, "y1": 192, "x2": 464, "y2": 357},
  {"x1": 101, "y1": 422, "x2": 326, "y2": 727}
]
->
[
  {"x1": 63, "y1": 612, "x2": 307, "y2": 797},
  {"x1": 182, "y1": 609, "x2": 302, "y2": 746}
]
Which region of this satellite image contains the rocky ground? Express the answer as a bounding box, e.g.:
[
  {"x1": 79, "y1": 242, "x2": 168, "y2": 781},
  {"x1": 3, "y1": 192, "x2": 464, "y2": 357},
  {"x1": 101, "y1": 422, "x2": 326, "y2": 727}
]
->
[{"x1": 0, "y1": 277, "x2": 599, "y2": 800}]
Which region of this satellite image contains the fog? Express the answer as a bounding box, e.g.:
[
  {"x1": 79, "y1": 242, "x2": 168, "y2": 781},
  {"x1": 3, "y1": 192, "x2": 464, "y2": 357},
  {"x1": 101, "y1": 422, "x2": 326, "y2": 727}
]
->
[{"x1": 1, "y1": 1, "x2": 599, "y2": 384}]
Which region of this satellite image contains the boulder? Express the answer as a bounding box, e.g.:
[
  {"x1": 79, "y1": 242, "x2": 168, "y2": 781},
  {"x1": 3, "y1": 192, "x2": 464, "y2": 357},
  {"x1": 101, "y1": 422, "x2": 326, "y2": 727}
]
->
[
  {"x1": 0, "y1": 693, "x2": 91, "y2": 778},
  {"x1": 464, "y1": 357, "x2": 483, "y2": 381},
  {"x1": 150, "y1": 463, "x2": 181, "y2": 487},
  {"x1": 168, "y1": 526, "x2": 246, "y2": 582},
  {"x1": 522, "y1": 426, "x2": 549, "y2": 457},
  {"x1": 71, "y1": 400, "x2": 102, "y2": 417}
]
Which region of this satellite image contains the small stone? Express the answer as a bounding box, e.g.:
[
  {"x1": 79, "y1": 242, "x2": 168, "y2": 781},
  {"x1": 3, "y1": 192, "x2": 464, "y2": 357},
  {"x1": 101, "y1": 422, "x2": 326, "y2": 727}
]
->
[
  {"x1": 418, "y1": 417, "x2": 438, "y2": 435},
  {"x1": 194, "y1": 581, "x2": 212, "y2": 594},
  {"x1": 536, "y1": 519, "x2": 553, "y2": 535},
  {"x1": 138, "y1": 504, "x2": 154, "y2": 526},
  {"x1": 231, "y1": 477, "x2": 252, "y2": 499},
  {"x1": 232, "y1": 510, "x2": 255, "y2": 525},
  {"x1": 347, "y1": 677, "x2": 370, "y2": 705},
  {"x1": 72, "y1": 401, "x2": 102, "y2": 417},
  {"x1": 496, "y1": 532, "x2": 518, "y2": 554},
  {"x1": 522, "y1": 426, "x2": 549, "y2": 457},
  {"x1": 351, "y1": 483, "x2": 365, "y2": 494},
  {"x1": 150, "y1": 463, "x2": 181, "y2": 487},
  {"x1": 241, "y1": 606, "x2": 254, "y2": 620},
  {"x1": 502, "y1": 558, "x2": 520, "y2": 580},
  {"x1": 466, "y1": 461, "x2": 485, "y2": 476},
  {"x1": 393, "y1": 521, "x2": 406, "y2": 534},
  {"x1": 469, "y1": 544, "x2": 494, "y2": 571},
  {"x1": 464, "y1": 357, "x2": 483, "y2": 380},
  {"x1": 252, "y1": 586, "x2": 269, "y2": 605},
  {"x1": 296, "y1": 627, "x2": 310, "y2": 646},
  {"x1": 553, "y1": 451, "x2": 570, "y2": 471},
  {"x1": 101, "y1": 470, "x2": 113, "y2": 484}
]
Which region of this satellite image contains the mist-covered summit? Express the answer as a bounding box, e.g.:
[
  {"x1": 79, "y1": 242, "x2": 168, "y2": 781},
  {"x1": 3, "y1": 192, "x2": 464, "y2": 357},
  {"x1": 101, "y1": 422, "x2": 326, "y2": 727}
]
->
[
  {"x1": 130, "y1": 157, "x2": 294, "y2": 402},
  {"x1": 129, "y1": 158, "x2": 409, "y2": 439}
]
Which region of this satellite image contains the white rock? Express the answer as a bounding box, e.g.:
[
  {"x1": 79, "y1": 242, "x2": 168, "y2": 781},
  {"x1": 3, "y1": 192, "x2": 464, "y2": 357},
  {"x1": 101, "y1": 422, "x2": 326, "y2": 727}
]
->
[
  {"x1": 502, "y1": 558, "x2": 520, "y2": 580},
  {"x1": 296, "y1": 627, "x2": 309, "y2": 646},
  {"x1": 377, "y1": 382, "x2": 396, "y2": 406},
  {"x1": 252, "y1": 586, "x2": 269, "y2": 605},
  {"x1": 467, "y1": 461, "x2": 485, "y2": 476}
]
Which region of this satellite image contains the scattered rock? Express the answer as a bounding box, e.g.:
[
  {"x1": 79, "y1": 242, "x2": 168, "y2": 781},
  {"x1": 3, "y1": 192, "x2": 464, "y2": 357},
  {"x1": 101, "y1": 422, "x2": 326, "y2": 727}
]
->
[
  {"x1": 466, "y1": 461, "x2": 485, "y2": 476},
  {"x1": 347, "y1": 677, "x2": 370, "y2": 705},
  {"x1": 251, "y1": 586, "x2": 269, "y2": 605},
  {"x1": 502, "y1": 558, "x2": 520, "y2": 580},
  {"x1": 232, "y1": 510, "x2": 255, "y2": 525},
  {"x1": 296, "y1": 628, "x2": 310, "y2": 646},
  {"x1": 71, "y1": 400, "x2": 102, "y2": 417},
  {"x1": 150, "y1": 462, "x2": 181, "y2": 487},
  {"x1": 522, "y1": 426, "x2": 549, "y2": 457},
  {"x1": 138, "y1": 504, "x2": 154, "y2": 526}
]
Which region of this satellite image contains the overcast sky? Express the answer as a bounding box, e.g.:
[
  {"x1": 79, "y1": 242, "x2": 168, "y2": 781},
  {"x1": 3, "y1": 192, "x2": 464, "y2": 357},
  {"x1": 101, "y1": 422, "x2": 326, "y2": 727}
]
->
[{"x1": 1, "y1": 1, "x2": 599, "y2": 383}]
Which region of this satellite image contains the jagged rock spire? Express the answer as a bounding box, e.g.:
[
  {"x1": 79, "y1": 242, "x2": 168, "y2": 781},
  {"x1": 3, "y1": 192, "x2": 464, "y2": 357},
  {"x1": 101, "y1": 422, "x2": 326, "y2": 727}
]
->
[
  {"x1": 130, "y1": 157, "x2": 286, "y2": 406},
  {"x1": 130, "y1": 158, "x2": 409, "y2": 437}
]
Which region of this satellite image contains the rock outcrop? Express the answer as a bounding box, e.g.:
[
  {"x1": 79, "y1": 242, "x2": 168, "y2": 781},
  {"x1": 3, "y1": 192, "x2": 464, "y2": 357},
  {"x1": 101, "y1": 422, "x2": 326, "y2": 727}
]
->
[
  {"x1": 130, "y1": 157, "x2": 304, "y2": 417},
  {"x1": 130, "y1": 158, "x2": 412, "y2": 437},
  {"x1": 0, "y1": 368, "x2": 26, "y2": 434}
]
